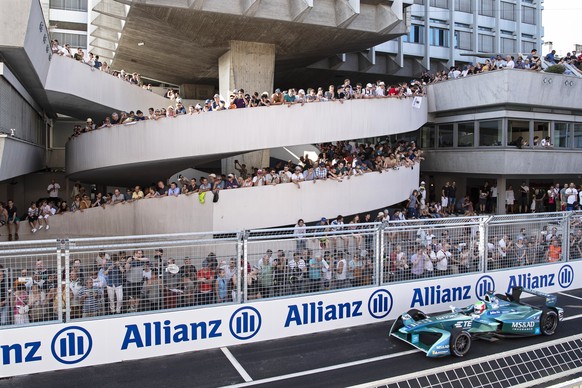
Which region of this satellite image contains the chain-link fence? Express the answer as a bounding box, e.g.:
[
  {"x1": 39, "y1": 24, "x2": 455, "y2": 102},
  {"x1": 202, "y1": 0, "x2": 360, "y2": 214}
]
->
[{"x1": 1, "y1": 212, "x2": 580, "y2": 329}]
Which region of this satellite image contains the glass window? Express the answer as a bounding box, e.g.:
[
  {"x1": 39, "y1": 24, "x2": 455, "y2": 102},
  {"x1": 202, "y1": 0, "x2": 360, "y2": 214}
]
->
[
  {"x1": 479, "y1": 34, "x2": 494, "y2": 53},
  {"x1": 50, "y1": 0, "x2": 88, "y2": 12},
  {"x1": 522, "y1": 6, "x2": 536, "y2": 24},
  {"x1": 50, "y1": 32, "x2": 87, "y2": 49},
  {"x1": 454, "y1": 31, "x2": 472, "y2": 50},
  {"x1": 430, "y1": 0, "x2": 448, "y2": 8},
  {"x1": 479, "y1": 120, "x2": 502, "y2": 146},
  {"x1": 438, "y1": 124, "x2": 454, "y2": 147},
  {"x1": 508, "y1": 120, "x2": 529, "y2": 146},
  {"x1": 403, "y1": 25, "x2": 425, "y2": 44},
  {"x1": 458, "y1": 122, "x2": 475, "y2": 147},
  {"x1": 420, "y1": 125, "x2": 436, "y2": 148},
  {"x1": 414, "y1": 0, "x2": 424, "y2": 4},
  {"x1": 501, "y1": 38, "x2": 515, "y2": 54},
  {"x1": 574, "y1": 124, "x2": 582, "y2": 148},
  {"x1": 430, "y1": 28, "x2": 449, "y2": 47},
  {"x1": 533, "y1": 122, "x2": 549, "y2": 146},
  {"x1": 501, "y1": 2, "x2": 515, "y2": 21},
  {"x1": 455, "y1": 0, "x2": 472, "y2": 13},
  {"x1": 553, "y1": 123, "x2": 570, "y2": 148},
  {"x1": 479, "y1": 0, "x2": 494, "y2": 17}
]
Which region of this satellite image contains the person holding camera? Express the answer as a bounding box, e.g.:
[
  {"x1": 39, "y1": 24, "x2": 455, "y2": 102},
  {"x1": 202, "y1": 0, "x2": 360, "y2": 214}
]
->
[
  {"x1": 288, "y1": 252, "x2": 307, "y2": 295},
  {"x1": 104, "y1": 253, "x2": 125, "y2": 314}
]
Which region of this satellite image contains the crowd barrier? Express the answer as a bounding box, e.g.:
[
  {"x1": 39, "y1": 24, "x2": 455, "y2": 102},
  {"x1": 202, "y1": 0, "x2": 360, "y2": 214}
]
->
[{"x1": 0, "y1": 211, "x2": 581, "y2": 377}]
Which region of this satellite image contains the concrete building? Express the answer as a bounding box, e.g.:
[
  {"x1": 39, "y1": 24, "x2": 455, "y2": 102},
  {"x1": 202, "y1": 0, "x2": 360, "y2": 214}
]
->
[{"x1": 42, "y1": 0, "x2": 90, "y2": 50}]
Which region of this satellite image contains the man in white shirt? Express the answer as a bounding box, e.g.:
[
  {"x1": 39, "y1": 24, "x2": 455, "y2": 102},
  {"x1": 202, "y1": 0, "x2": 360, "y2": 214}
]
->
[
  {"x1": 47, "y1": 179, "x2": 61, "y2": 198},
  {"x1": 505, "y1": 55, "x2": 515, "y2": 69},
  {"x1": 565, "y1": 182, "x2": 578, "y2": 211},
  {"x1": 436, "y1": 244, "x2": 452, "y2": 274},
  {"x1": 291, "y1": 166, "x2": 304, "y2": 189}
]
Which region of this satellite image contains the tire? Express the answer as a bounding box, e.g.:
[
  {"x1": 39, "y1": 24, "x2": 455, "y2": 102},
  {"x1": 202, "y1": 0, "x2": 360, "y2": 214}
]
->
[
  {"x1": 450, "y1": 330, "x2": 472, "y2": 357},
  {"x1": 540, "y1": 310, "x2": 558, "y2": 336},
  {"x1": 407, "y1": 309, "x2": 428, "y2": 321}
]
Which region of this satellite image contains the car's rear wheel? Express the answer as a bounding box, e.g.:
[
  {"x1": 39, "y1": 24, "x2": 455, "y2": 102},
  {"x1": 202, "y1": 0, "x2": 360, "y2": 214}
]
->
[
  {"x1": 450, "y1": 330, "x2": 471, "y2": 357},
  {"x1": 540, "y1": 310, "x2": 558, "y2": 336},
  {"x1": 407, "y1": 309, "x2": 428, "y2": 321}
]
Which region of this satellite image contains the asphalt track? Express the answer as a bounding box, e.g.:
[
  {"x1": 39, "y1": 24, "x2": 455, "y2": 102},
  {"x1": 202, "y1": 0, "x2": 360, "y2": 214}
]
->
[{"x1": 3, "y1": 288, "x2": 582, "y2": 388}]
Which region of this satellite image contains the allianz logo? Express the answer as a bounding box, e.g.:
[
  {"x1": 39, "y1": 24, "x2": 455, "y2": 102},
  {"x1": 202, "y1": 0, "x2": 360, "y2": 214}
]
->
[
  {"x1": 507, "y1": 265, "x2": 574, "y2": 292},
  {"x1": 410, "y1": 285, "x2": 471, "y2": 307},
  {"x1": 284, "y1": 301, "x2": 363, "y2": 327}
]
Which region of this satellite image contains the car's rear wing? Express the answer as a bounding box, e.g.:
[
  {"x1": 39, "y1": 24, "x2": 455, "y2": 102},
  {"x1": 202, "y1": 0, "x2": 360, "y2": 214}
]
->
[{"x1": 510, "y1": 287, "x2": 557, "y2": 307}]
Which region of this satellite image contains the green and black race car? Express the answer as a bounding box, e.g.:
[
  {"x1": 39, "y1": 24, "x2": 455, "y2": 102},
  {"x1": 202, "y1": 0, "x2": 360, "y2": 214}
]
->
[{"x1": 390, "y1": 287, "x2": 563, "y2": 357}]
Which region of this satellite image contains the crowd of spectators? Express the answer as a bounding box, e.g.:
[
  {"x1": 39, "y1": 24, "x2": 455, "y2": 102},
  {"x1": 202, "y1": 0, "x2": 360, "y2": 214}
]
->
[
  {"x1": 50, "y1": 40, "x2": 153, "y2": 90},
  {"x1": 2, "y1": 208, "x2": 581, "y2": 325}
]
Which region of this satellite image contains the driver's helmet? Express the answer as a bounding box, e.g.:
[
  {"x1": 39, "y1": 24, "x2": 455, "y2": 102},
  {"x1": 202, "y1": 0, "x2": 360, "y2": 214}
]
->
[{"x1": 474, "y1": 301, "x2": 486, "y2": 315}]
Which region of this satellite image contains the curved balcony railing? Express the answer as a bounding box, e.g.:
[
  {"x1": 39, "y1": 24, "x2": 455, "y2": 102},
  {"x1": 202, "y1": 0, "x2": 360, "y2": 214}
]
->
[{"x1": 66, "y1": 97, "x2": 428, "y2": 184}]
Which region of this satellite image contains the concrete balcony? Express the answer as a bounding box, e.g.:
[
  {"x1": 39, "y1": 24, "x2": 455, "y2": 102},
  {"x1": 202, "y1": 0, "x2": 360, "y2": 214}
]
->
[
  {"x1": 45, "y1": 54, "x2": 168, "y2": 119},
  {"x1": 65, "y1": 97, "x2": 428, "y2": 184},
  {"x1": 426, "y1": 70, "x2": 582, "y2": 114},
  {"x1": 422, "y1": 148, "x2": 582, "y2": 177},
  {"x1": 7, "y1": 166, "x2": 417, "y2": 239},
  {"x1": 0, "y1": 135, "x2": 45, "y2": 181}
]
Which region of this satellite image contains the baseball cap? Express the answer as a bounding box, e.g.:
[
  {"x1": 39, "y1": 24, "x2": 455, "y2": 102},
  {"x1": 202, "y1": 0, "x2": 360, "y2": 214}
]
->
[
  {"x1": 421, "y1": 181, "x2": 425, "y2": 185},
  {"x1": 209, "y1": 173, "x2": 217, "y2": 178},
  {"x1": 227, "y1": 173, "x2": 234, "y2": 178},
  {"x1": 321, "y1": 217, "x2": 327, "y2": 222}
]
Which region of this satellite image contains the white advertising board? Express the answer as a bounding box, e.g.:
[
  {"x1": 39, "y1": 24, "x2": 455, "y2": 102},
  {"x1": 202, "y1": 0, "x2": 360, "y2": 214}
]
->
[{"x1": 1, "y1": 261, "x2": 578, "y2": 377}]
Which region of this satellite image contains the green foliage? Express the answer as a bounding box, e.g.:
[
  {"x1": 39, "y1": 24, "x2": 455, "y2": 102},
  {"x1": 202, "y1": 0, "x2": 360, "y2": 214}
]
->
[{"x1": 544, "y1": 65, "x2": 566, "y2": 74}]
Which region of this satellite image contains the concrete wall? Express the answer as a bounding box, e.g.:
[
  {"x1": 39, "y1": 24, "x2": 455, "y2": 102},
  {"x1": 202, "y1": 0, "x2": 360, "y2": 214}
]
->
[
  {"x1": 65, "y1": 97, "x2": 428, "y2": 183},
  {"x1": 45, "y1": 54, "x2": 168, "y2": 119},
  {"x1": 422, "y1": 148, "x2": 582, "y2": 176},
  {"x1": 427, "y1": 70, "x2": 582, "y2": 114},
  {"x1": 6, "y1": 166, "x2": 418, "y2": 240},
  {"x1": 0, "y1": 135, "x2": 45, "y2": 182}
]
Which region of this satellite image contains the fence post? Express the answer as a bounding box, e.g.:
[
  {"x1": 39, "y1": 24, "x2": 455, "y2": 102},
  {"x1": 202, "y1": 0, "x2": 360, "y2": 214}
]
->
[
  {"x1": 236, "y1": 231, "x2": 244, "y2": 304},
  {"x1": 242, "y1": 230, "x2": 248, "y2": 303},
  {"x1": 480, "y1": 216, "x2": 492, "y2": 273},
  {"x1": 377, "y1": 222, "x2": 386, "y2": 286},
  {"x1": 56, "y1": 240, "x2": 63, "y2": 322},
  {"x1": 563, "y1": 212, "x2": 572, "y2": 262}
]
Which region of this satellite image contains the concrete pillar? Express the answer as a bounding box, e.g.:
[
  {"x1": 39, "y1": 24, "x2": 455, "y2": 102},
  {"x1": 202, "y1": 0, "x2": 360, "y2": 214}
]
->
[
  {"x1": 219, "y1": 41, "x2": 275, "y2": 175},
  {"x1": 496, "y1": 175, "x2": 506, "y2": 215}
]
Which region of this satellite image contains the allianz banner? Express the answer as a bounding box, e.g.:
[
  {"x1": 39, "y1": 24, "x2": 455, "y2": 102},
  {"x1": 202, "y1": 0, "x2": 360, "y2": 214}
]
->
[{"x1": 1, "y1": 261, "x2": 578, "y2": 377}]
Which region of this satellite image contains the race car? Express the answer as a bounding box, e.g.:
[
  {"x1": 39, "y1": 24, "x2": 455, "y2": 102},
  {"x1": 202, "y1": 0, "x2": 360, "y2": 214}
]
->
[{"x1": 389, "y1": 287, "x2": 564, "y2": 357}]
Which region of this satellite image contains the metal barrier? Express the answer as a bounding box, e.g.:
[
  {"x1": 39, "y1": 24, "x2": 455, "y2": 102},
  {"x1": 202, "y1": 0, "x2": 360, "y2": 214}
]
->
[{"x1": 1, "y1": 211, "x2": 581, "y2": 329}]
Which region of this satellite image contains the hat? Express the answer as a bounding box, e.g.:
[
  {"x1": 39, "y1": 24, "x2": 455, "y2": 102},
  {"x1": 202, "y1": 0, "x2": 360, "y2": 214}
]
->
[
  {"x1": 275, "y1": 88, "x2": 281, "y2": 93},
  {"x1": 257, "y1": 169, "x2": 263, "y2": 174},
  {"x1": 378, "y1": 211, "x2": 385, "y2": 216},
  {"x1": 209, "y1": 173, "x2": 217, "y2": 178},
  {"x1": 321, "y1": 217, "x2": 327, "y2": 222},
  {"x1": 319, "y1": 162, "x2": 325, "y2": 166},
  {"x1": 214, "y1": 94, "x2": 220, "y2": 98},
  {"x1": 195, "y1": 104, "x2": 202, "y2": 109},
  {"x1": 420, "y1": 181, "x2": 425, "y2": 185},
  {"x1": 366, "y1": 83, "x2": 373, "y2": 88},
  {"x1": 166, "y1": 264, "x2": 179, "y2": 274},
  {"x1": 86, "y1": 118, "x2": 93, "y2": 122},
  {"x1": 205, "y1": 99, "x2": 212, "y2": 104},
  {"x1": 228, "y1": 173, "x2": 234, "y2": 178},
  {"x1": 295, "y1": 166, "x2": 302, "y2": 171}
]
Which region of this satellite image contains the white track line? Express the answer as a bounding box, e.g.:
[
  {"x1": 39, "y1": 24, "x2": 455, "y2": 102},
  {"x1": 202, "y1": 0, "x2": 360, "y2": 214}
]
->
[
  {"x1": 224, "y1": 349, "x2": 420, "y2": 387},
  {"x1": 559, "y1": 292, "x2": 582, "y2": 301},
  {"x1": 221, "y1": 347, "x2": 253, "y2": 383},
  {"x1": 563, "y1": 313, "x2": 582, "y2": 321}
]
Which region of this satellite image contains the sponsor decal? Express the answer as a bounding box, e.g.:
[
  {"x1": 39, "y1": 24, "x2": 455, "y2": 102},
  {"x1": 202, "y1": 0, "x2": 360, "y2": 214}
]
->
[
  {"x1": 368, "y1": 290, "x2": 393, "y2": 319},
  {"x1": 475, "y1": 276, "x2": 495, "y2": 300},
  {"x1": 507, "y1": 272, "x2": 555, "y2": 292},
  {"x1": 51, "y1": 326, "x2": 92, "y2": 365},
  {"x1": 411, "y1": 285, "x2": 470, "y2": 307},
  {"x1": 284, "y1": 300, "x2": 363, "y2": 327},
  {"x1": 229, "y1": 306, "x2": 261, "y2": 340},
  {"x1": 558, "y1": 265, "x2": 574, "y2": 288},
  {"x1": 121, "y1": 319, "x2": 221, "y2": 350}
]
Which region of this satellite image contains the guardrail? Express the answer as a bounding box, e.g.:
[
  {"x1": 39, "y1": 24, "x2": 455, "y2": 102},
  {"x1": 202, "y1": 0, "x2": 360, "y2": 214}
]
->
[{"x1": 1, "y1": 211, "x2": 580, "y2": 329}]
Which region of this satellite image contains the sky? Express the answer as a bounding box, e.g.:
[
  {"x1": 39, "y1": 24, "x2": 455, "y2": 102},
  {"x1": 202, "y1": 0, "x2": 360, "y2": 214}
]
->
[{"x1": 542, "y1": 0, "x2": 581, "y2": 55}]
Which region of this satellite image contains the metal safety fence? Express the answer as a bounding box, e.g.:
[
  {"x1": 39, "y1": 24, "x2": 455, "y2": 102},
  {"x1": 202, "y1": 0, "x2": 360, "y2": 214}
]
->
[{"x1": 1, "y1": 212, "x2": 581, "y2": 329}]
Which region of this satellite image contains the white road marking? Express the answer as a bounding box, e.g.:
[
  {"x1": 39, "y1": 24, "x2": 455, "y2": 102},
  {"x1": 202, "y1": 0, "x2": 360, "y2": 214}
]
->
[
  {"x1": 224, "y1": 349, "x2": 420, "y2": 387},
  {"x1": 221, "y1": 347, "x2": 253, "y2": 383},
  {"x1": 559, "y1": 292, "x2": 582, "y2": 301},
  {"x1": 563, "y1": 313, "x2": 582, "y2": 321}
]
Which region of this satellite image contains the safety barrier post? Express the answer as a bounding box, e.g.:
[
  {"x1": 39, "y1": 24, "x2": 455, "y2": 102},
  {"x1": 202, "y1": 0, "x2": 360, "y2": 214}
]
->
[
  {"x1": 242, "y1": 230, "x2": 248, "y2": 303},
  {"x1": 480, "y1": 216, "x2": 492, "y2": 272},
  {"x1": 377, "y1": 222, "x2": 386, "y2": 285},
  {"x1": 563, "y1": 212, "x2": 572, "y2": 261}
]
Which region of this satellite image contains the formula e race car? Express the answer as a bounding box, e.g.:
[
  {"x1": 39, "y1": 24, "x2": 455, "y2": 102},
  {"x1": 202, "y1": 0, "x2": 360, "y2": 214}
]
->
[{"x1": 389, "y1": 287, "x2": 563, "y2": 357}]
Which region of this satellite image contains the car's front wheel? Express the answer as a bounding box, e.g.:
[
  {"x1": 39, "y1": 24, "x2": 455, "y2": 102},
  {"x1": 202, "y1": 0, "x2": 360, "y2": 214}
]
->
[
  {"x1": 450, "y1": 330, "x2": 471, "y2": 357},
  {"x1": 540, "y1": 310, "x2": 558, "y2": 336}
]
